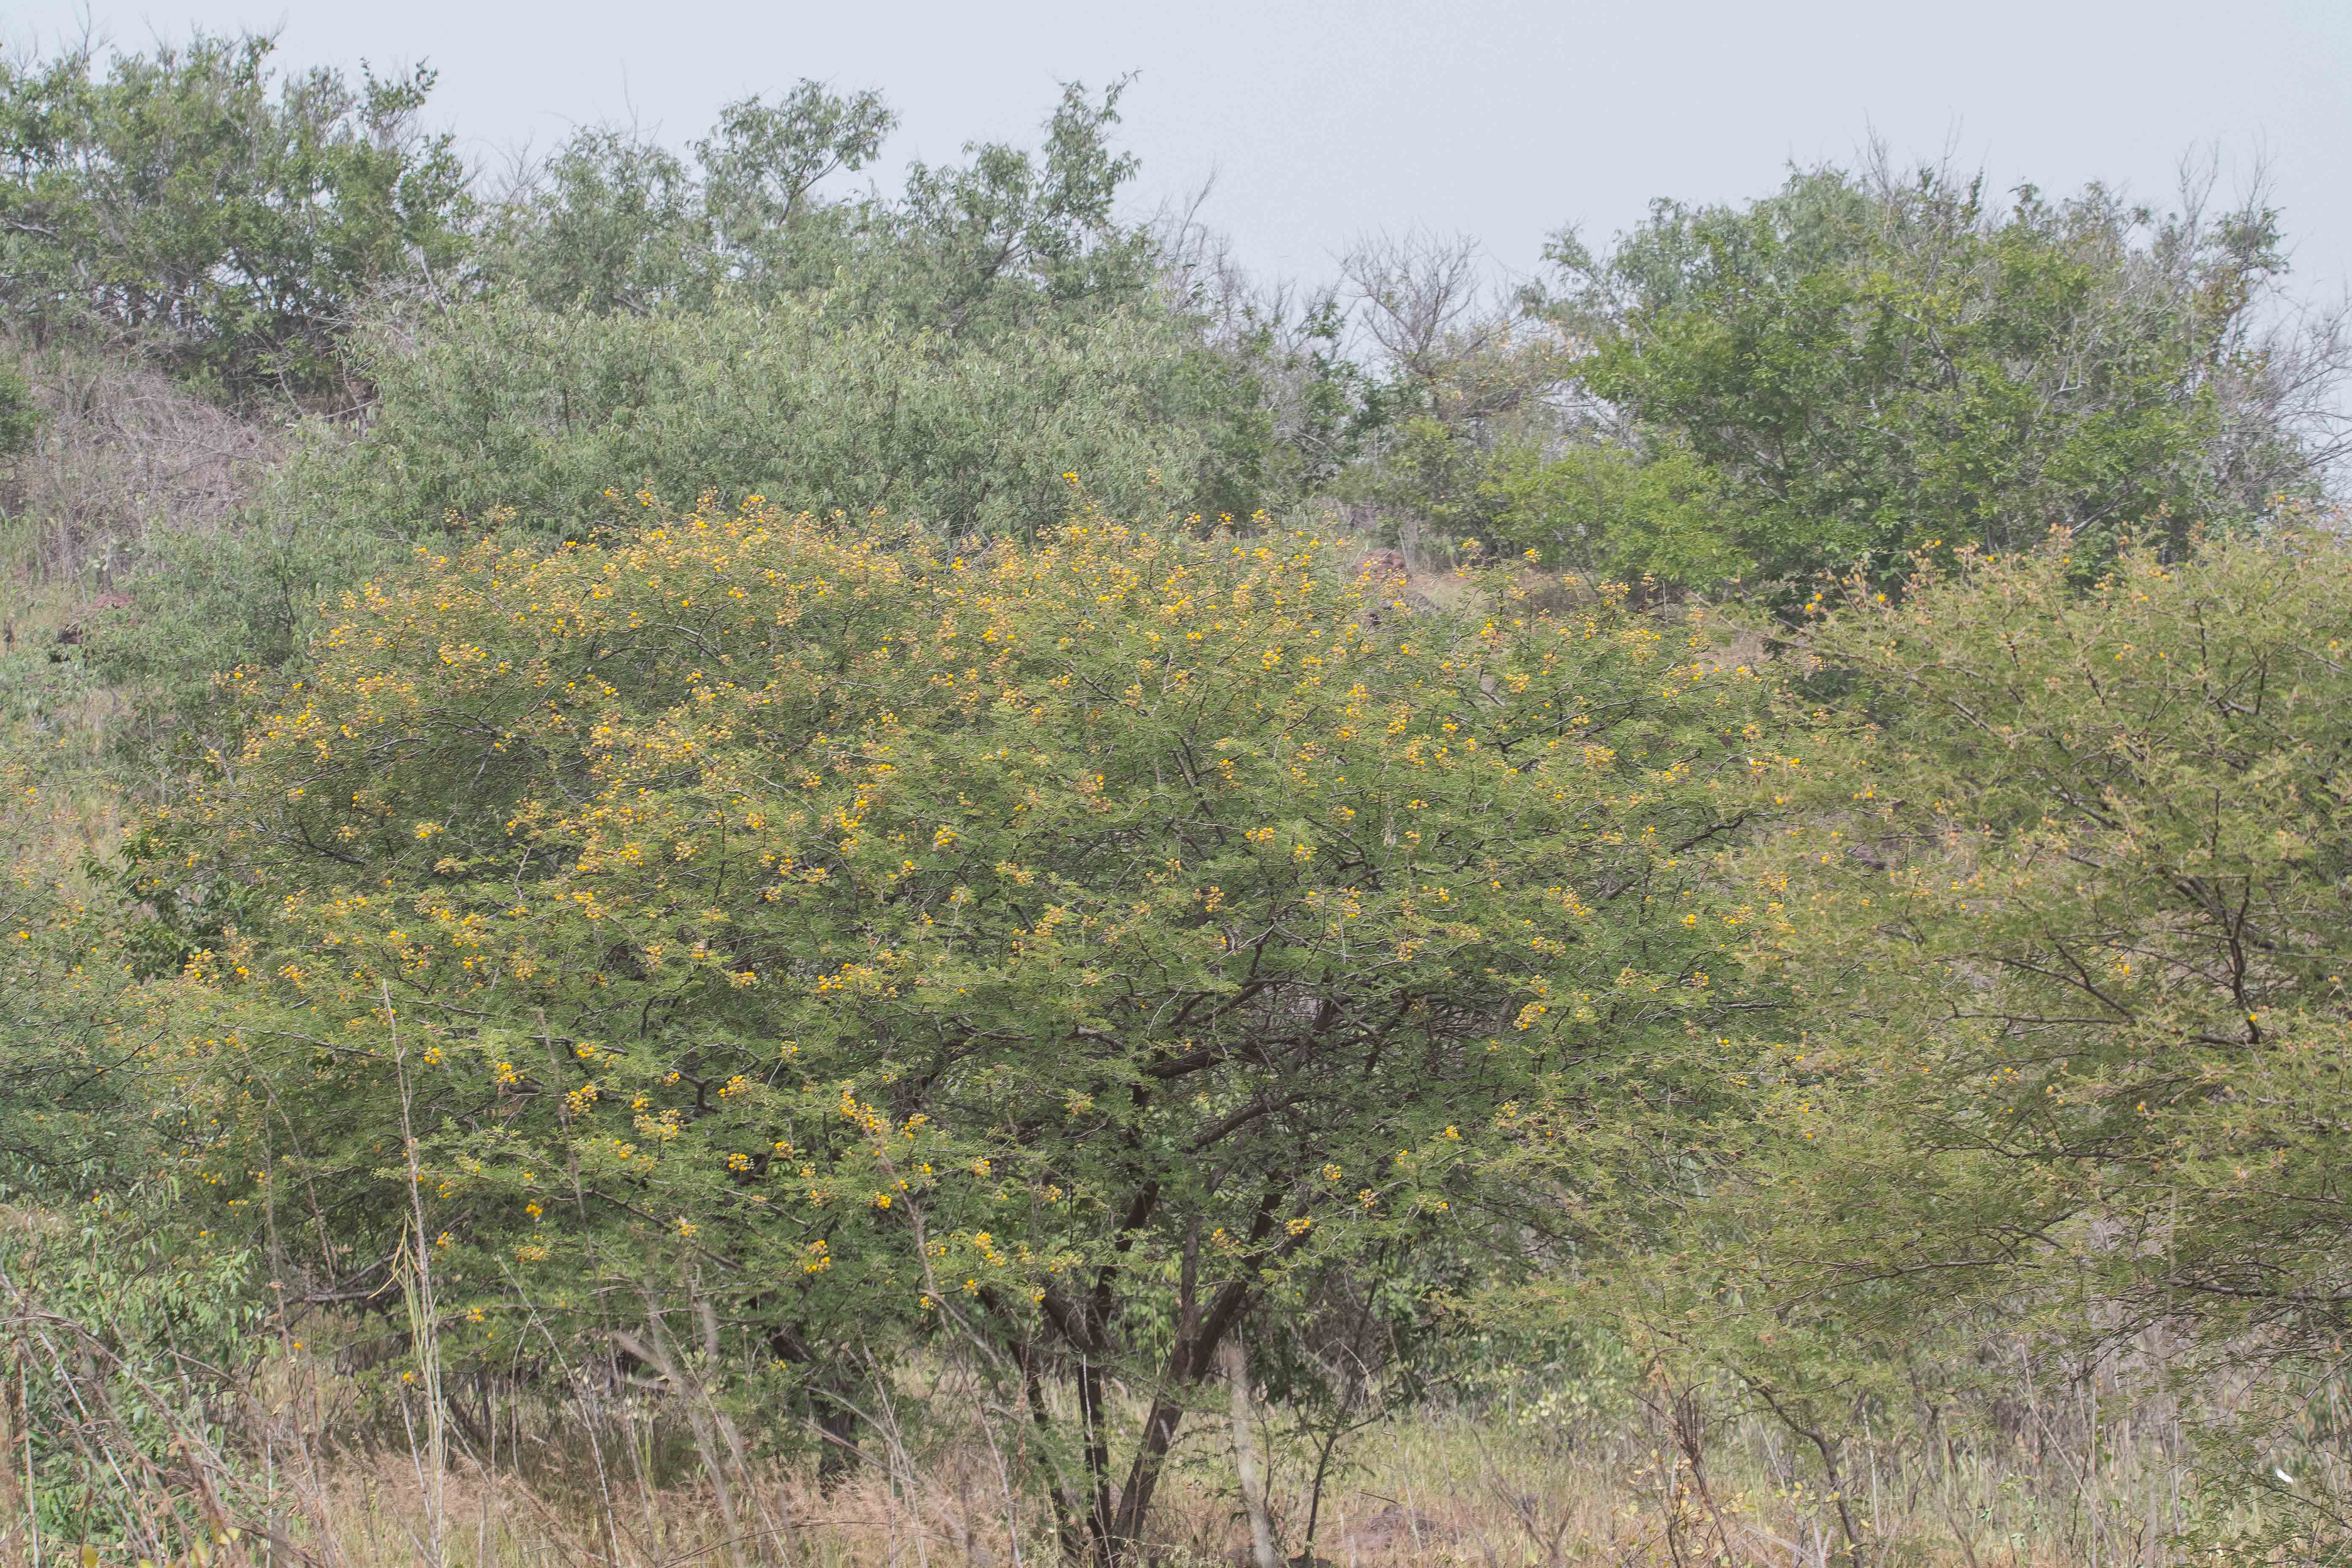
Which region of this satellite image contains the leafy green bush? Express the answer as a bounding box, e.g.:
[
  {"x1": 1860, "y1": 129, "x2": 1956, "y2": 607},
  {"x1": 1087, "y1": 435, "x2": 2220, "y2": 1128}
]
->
[
  {"x1": 0, "y1": 33, "x2": 472, "y2": 403},
  {"x1": 1663, "y1": 525, "x2": 2352, "y2": 1555},
  {"x1": 0, "y1": 1202, "x2": 260, "y2": 1554},
  {"x1": 286, "y1": 291, "x2": 1241, "y2": 542},
  {"x1": 482, "y1": 79, "x2": 1151, "y2": 338},
  {"x1": 1511, "y1": 166, "x2": 2332, "y2": 590},
  {"x1": 89, "y1": 492, "x2": 411, "y2": 743},
  {"x1": 139, "y1": 504, "x2": 1766, "y2": 1558},
  {"x1": 0, "y1": 358, "x2": 39, "y2": 460}
]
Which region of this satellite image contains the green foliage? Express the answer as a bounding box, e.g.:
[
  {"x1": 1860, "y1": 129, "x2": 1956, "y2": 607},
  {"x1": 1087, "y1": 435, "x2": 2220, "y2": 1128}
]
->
[
  {"x1": 0, "y1": 32, "x2": 473, "y2": 401},
  {"x1": 1685, "y1": 526, "x2": 2352, "y2": 1554},
  {"x1": 479, "y1": 78, "x2": 1154, "y2": 338},
  {"x1": 0, "y1": 1202, "x2": 260, "y2": 1552},
  {"x1": 136, "y1": 503, "x2": 1767, "y2": 1555},
  {"x1": 876, "y1": 79, "x2": 1154, "y2": 336},
  {"x1": 1530, "y1": 166, "x2": 2323, "y2": 591},
  {"x1": 0, "y1": 357, "x2": 39, "y2": 460},
  {"x1": 289, "y1": 291, "x2": 1232, "y2": 542},
  {"x1": 0, "y1": 673, "x2": 164, "y2": 1181},
  {"x1": 90, "y1": 474, "x2": 414, "y2": 738},
  {"x1": 482, "y1": 80, "x2": 895, "y2": 316},
  {"x1": 695, "y1": 81, "x2": 893, "y2": 284},
  {"x1": 483, "y1": 127, "x2": 713, "y2": 316},
  {"x1": 1482, "y1": 438, "x2": 1740, "y2": 585}
]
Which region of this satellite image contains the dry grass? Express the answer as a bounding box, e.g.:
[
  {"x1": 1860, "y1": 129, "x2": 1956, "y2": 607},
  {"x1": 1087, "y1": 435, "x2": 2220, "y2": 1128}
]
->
[
  {"x1": 0, "y1": 335, "x2": 264, "y2": 866},
  {"x1": 188, "y1": 1405, "x2": 2153, "y2": 1568},
  {"x1": 0, "y1": 647, "x2": 133, "y2": 909},
  {"x1": 0, "y1": 1326, "x2": 2245, "y2": 1568},
  {"x1": 0, "y1": 336, "x2": 283, "y2": 594}
]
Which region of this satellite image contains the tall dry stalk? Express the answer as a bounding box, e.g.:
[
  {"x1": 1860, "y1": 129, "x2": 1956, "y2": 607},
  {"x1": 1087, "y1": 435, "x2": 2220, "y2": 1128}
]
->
[
  {"x1": 1222, "y1": 1338, "x2": 1279, "y2": 1568},
  {"x1": 388, "y1": 980, "x2": 449, "y2": 1568},
  {"x1": 614, "y1": 1294, "x2": 753, "y2": 1568}
]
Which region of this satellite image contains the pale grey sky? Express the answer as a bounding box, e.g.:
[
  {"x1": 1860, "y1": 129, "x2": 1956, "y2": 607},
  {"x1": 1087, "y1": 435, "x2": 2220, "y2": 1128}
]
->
[{"x1": 10, "y1": 0, "x2": 2350, "y2": 303}]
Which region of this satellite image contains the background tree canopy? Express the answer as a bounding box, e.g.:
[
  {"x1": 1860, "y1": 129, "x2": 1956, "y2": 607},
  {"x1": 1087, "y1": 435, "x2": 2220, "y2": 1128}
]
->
[
  {"x1": 1375, "y1": 166, "x2": 2343, "y2": 595},
  {"x1": 1546, "y1": 168, "x2": 2322, "y2": 585},
  {"x1": 0, "y1": 31, "x2": 471, "y2": 399}
]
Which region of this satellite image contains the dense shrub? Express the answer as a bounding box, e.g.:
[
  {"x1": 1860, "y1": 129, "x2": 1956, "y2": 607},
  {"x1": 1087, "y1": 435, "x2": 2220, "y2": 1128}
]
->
[
  {"x1": 295, "y1": 294, "x2": 1241, "y2": 542},
  {"x1": 0, "y1": 33, "x2": 471, "y2": 402},
  {"x1": 1525, "y1": 168, "x2": 2332, "y2": 588},
  {"x1": 133, "y1": 503, "x2": 1767, "y2": 1556}
]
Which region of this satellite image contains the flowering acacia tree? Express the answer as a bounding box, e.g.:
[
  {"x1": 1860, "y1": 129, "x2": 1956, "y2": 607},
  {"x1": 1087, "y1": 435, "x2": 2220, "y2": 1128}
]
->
[{"x1": 137, "y1": 498, "x2": 1767, "y2": 1559}]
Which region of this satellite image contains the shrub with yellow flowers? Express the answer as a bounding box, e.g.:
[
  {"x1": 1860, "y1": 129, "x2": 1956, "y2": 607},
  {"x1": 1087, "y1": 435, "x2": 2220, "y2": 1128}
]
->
[{"x1": 137, "y1": 493, "x2": 1775, "y2": 1557}]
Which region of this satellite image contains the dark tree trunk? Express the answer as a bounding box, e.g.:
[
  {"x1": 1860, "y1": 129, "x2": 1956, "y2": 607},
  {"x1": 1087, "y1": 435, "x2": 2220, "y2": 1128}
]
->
[
  {"x1": 768, "y1": 1326, "x2": 862, "y2": 1493},
  {"x1": 1102, "y1": 1188, "x2": 1311, "y2": 1562}
]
